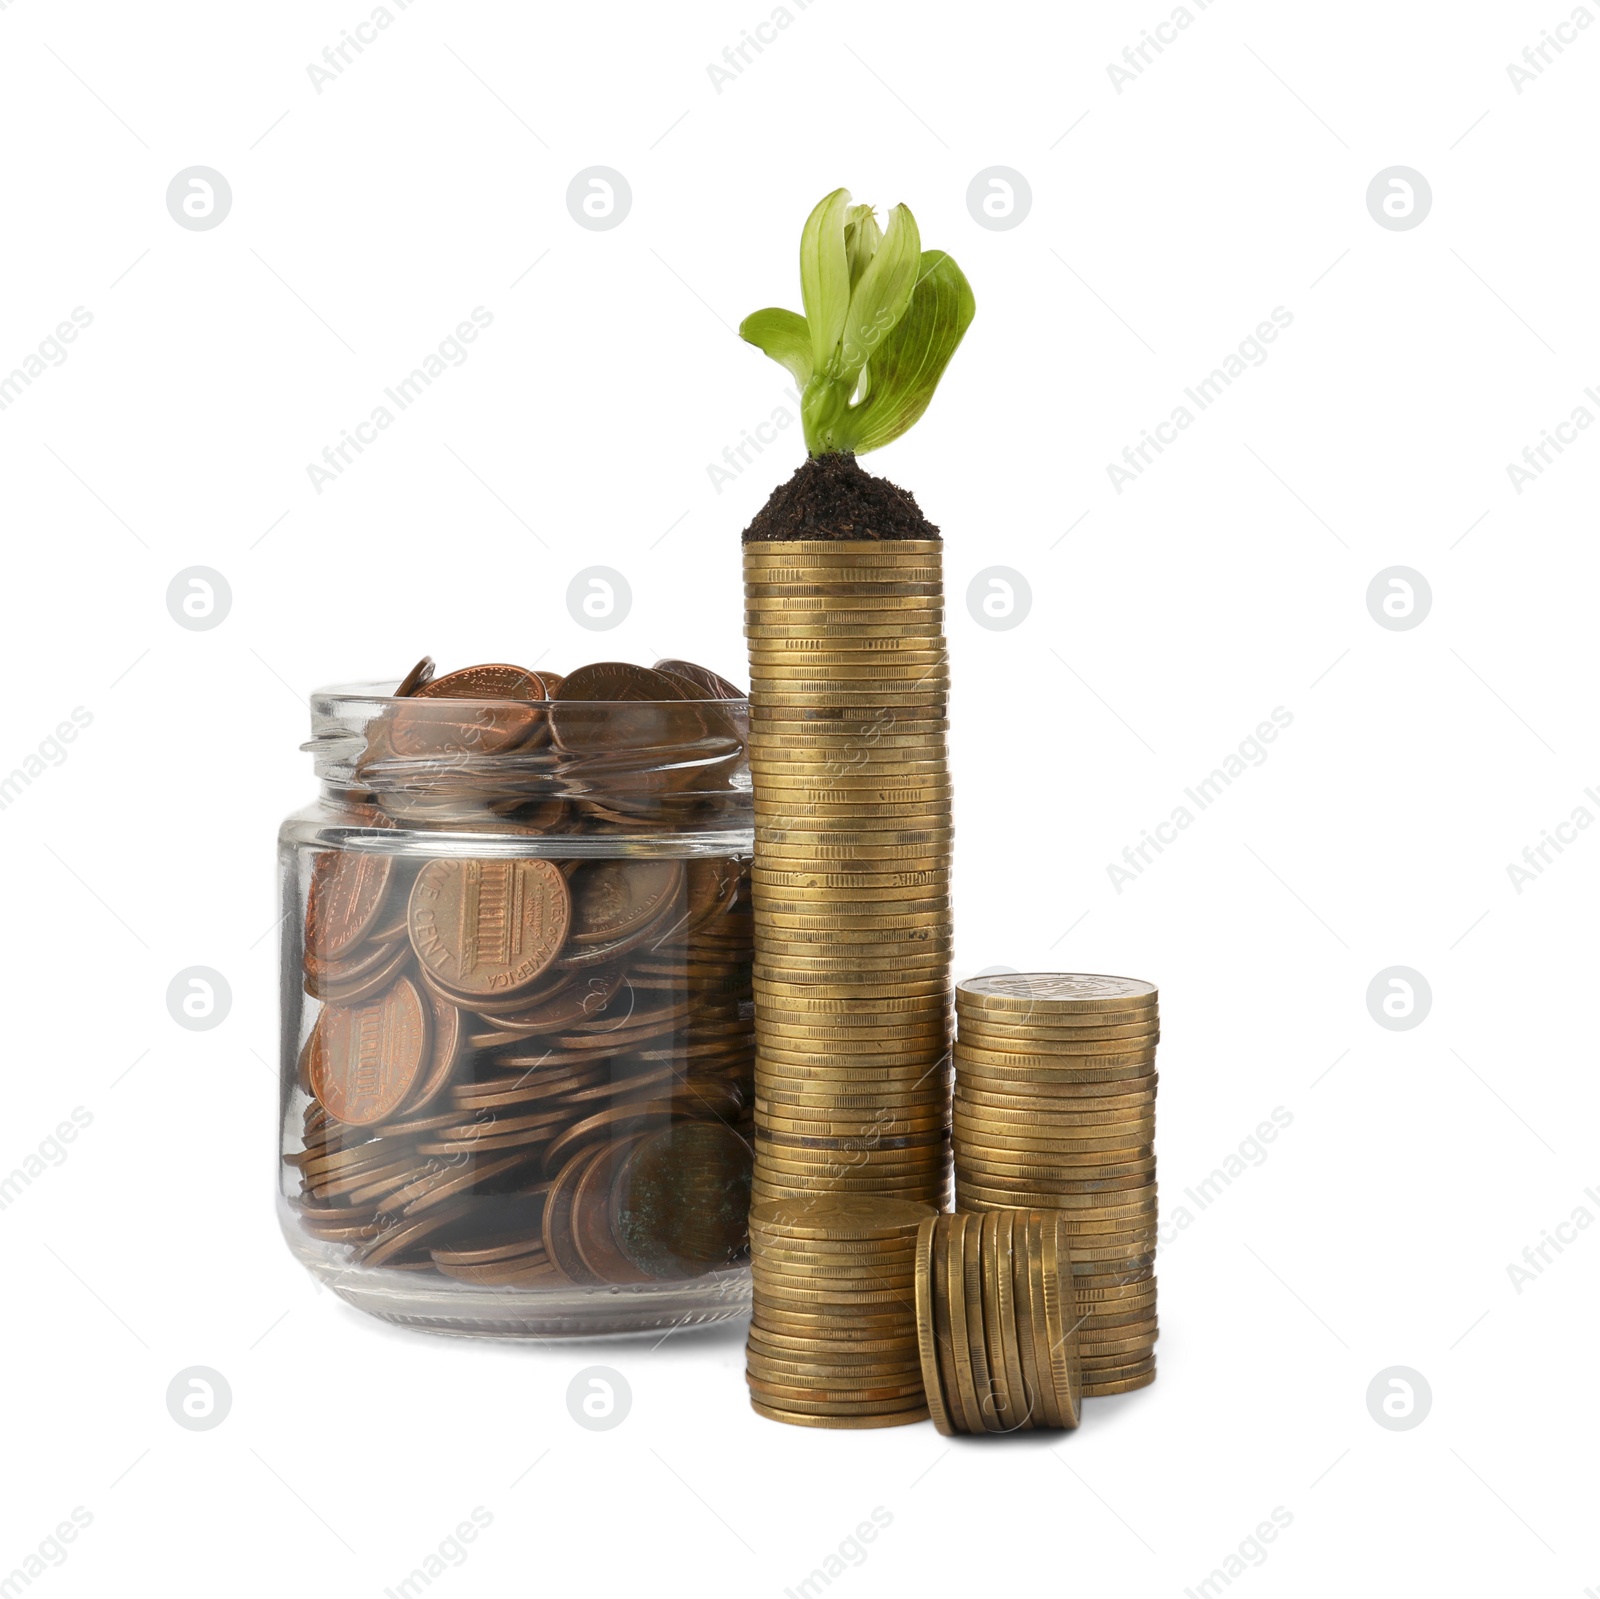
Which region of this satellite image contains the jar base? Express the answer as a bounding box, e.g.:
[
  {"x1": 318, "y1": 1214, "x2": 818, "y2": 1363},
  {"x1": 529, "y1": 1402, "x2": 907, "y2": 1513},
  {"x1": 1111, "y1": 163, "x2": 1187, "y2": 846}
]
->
[{"x1": 283, "y1": 1216, "x2": 752, "y2": 1340}]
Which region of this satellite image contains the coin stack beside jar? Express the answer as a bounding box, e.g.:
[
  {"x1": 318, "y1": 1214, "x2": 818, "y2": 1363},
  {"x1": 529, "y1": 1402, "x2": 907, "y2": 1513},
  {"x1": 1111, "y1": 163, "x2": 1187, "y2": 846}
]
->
[
  {"x1": 747, "y1": 1197, "x2": 934, "y2": 1428},
  {"x1": 953, "y1": 974, "x2": 1159, "y2": 1397},
  {"x1": 742, "y1": 539, "x2": 953, "y2": 1209},
  {"x1": 914, "y1": 1209, "x2": 1082, "y2": 1434}
]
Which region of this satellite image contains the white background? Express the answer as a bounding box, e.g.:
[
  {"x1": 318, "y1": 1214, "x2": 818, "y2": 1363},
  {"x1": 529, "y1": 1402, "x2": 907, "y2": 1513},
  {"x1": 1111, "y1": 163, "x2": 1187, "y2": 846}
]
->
[{"x1": 2, "y1": 0, "x2": 1595, "y2": 1594}]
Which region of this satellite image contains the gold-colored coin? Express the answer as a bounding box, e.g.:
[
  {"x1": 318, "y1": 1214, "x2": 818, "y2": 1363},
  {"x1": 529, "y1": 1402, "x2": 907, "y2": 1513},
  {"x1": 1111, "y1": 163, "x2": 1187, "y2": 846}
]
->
[
  {"x1": 744, "y1": 1391, "x2": 931, "y2": 1418},
  {"x1": 743, "y1": 575, "x2": 942, "y2": 591},
  {"x1": 953, "y1": 1214, "x2": 994, "y2": 1435},
  {"x1": 750, "y1": 1195, "x2": 934, "y2": 1239},
  {"x1": 744, "y1": 621, "x2": 945, "y2": 639},
  {"x1": 953, "y1": 1097, "x2": 1154, "y2": 1125},
  {"x1": 954, "y1": 1085, "x2": 1154, "y2": 1113},
  {"x1": 955, "y1": 999, "x2": 1157, "y2": 1027},
  {"x1": 954, "y1": 1159, "x2": 1155, "y2": 1188},
  {"x1": 958, "y1": 1021, "x2": 1158, "y2": 1049},
  {"x1": 1036, "y1": 1213, "x2": 1082, "y2": 1429},
  {"x1": 745, "y1": 1373, "x2": 927, "y2": 1405},
  {"x1": 746, "y1": 578, "x2": 944, "y2": 596},
  {"x1": 752, "y1": 907, "x2": 951, "y2": 931},
  {"x1": 954, "y1": 1045, "x2": 1155, "y2": 1074},
  {"x1": 956, "y1": 974, "x2": 1157, "y2": 1013},
  {"x1": 956, "y1": 1187, "x2": 1151, "y2": 1215},
  {"x1": 749, "y1": 1328, "x2": 920, "y2": 1356},
  {"x1": 980, "y1": 1211, "x2": 1024, "y2": 1432},
  {"x1": 743, "y1": 536, "x2": 942, "y2": 555},
  {"x1": 952, "y1": 1125, "x2": 1155, "y2": 1155},
  {"x1": 1081, "y1": 1369, "x2": 1156, "y2": 1399},
  {"x1": 753, "y1": 988, "x2": 950, "y2": 1014},
  {"x1": 912, "y1": 1216, "x2": 953, "y2": 1437},
  {"x1": 1079, "y1": 1328, "x2": 1159, "y2": 1359},
  {"x1": 1080, "y1": 1356, "x2": 1157, "y2": 1384},
  {"x1": 943, "y1": 1215, "x2": 985, "y2": 1434},
  {"x1": 1019, "y1": 1211, "x2": 1063, "y2": 1429},
  {"x1": 745, "y1": 591, "x2": 945, "y2": 612},
  {"x1": 748, "y1": 1400, "x2": 931, "y2": 1429}
]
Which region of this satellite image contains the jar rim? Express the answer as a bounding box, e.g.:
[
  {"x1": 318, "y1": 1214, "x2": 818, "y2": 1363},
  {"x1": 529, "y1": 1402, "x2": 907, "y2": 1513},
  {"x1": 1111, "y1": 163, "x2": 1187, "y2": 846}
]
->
[{"x1": 312, "y1": 679, "x2": 750, "y2": 709}]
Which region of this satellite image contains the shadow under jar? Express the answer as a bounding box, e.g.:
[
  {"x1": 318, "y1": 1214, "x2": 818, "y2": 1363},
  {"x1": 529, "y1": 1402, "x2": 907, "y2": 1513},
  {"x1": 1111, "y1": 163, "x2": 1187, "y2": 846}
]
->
[{"x1": 278, "y1": 677, "x2": 755, "y2": 1337}]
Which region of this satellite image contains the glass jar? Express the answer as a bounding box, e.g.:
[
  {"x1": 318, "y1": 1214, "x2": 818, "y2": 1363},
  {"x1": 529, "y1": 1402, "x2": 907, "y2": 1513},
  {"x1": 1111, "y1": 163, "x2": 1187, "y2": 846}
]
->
[{"x1": 277, "y1": 674, "x2": 754, "y2": 1337}]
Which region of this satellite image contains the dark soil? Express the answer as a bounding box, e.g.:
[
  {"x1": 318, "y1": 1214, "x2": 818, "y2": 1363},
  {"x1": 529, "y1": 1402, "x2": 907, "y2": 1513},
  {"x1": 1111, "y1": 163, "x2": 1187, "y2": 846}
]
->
[{"x1": 741, "y1": 452, "x2": 940, "y2": 543}]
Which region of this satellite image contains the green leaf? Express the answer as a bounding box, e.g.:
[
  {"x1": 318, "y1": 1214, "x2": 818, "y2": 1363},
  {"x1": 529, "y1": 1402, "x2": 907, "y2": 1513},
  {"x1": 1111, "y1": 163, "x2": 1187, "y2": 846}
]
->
[
  {"x1": 836, "y1": 202, "x2": 920, "y2": 386},
  {"x1": 836, "y1": 249, "x2": 976, "y2": 454},
  {"x1": 739, "y1": 307, "x2": 813, "y2": 387},
  {"x1": 798, "y1": 187, "x2": 852, "y2": 376},
  {"x1": 843, "y1": 204, "x2": 881, "y2": 289}
]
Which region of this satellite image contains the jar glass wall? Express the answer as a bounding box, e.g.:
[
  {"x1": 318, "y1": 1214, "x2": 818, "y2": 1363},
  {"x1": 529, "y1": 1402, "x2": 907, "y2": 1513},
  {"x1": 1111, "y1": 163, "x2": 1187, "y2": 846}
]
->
[{"x1": 278, "y1": 678, "x2": 754, "y2": 1337}]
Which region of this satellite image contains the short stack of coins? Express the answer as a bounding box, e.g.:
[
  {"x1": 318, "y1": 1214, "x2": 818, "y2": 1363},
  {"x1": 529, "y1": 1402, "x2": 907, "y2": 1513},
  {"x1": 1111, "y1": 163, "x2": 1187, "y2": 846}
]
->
[
  {"x1": 914, "y1": 1210, "x2": 1082, "y2": 1434},
  {"x1": 953, "y1": 974, "x2": 1159, "y2": 1397},
  {"x1": 743, "y1": 540, "x2": 953, "y2": 1207},
  {"x1": 747, "y1": 1197, "x2": 934, "y2": 1428}
]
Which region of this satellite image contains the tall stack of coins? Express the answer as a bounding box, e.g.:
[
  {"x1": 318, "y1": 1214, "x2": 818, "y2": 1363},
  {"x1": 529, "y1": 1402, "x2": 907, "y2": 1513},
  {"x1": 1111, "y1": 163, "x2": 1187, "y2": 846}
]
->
[
  {"x1": 747, "y1": 1197, "x2": 934, "y2": 1428},
  {"x1": 914, "y1": 1210, "x2": 1082, "y2": 1434},
  {"x1": 283, "y1": 657, "x2": 756, "y2": 1297},
  {"x1": 742, "y1": 540, "x2": 952, "y2": 1207},
  {"x1": 953, "y1": 974, "x2": 1159, "y2": 1397}
]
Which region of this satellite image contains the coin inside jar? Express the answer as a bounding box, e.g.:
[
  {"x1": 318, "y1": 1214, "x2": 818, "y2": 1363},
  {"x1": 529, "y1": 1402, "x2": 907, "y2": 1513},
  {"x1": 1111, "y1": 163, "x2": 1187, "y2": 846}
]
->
[
  {"x1": 408, "y1": 857, "x2": 571, "y2": 998},
  {"x1": 305, "y1": 975, "x2": 430, "y2": 1126}
]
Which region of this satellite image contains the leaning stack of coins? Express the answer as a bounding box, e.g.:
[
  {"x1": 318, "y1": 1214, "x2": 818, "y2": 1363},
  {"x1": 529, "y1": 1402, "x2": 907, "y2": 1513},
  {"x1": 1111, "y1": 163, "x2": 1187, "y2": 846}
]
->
[
  {"x1": 747, "y1": 1197, "x2": 934, "y2": 1428},
  {"x1": 914, "y1": 1209, "x2": 1082, "y2": 1434},
  {"x1": 284, "y1": 657, "x2": 755, "y2": 1290},
  {"x1": 953, "y1": 974, "x2": 1159, "y2": 1397},
  {"x1": 743, "y1": 541, "x2": 952, "y2": 1207}
]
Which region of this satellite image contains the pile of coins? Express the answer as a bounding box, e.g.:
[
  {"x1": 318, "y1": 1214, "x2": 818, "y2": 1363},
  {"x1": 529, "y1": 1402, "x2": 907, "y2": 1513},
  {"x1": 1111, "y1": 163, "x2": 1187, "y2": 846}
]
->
[
  {"x1": 914, "y1": 1210, "x2": 1082, "y2": 1434},
  {"x1": 283, "y1": 657, "x2": 756, "y2": 1288},
  {"x1": 953, "y1": 974, "x2": 1159, "y2": 1396},
  {"x1": 747, "y1": 1197, "x2": 934, "y2": 1428},
  {"x1": 743, "y1": 540, "x2": 952, "y2": 1207},
  {"x1": 355, "y1": 655, "x2": 748, "y2": 832}
]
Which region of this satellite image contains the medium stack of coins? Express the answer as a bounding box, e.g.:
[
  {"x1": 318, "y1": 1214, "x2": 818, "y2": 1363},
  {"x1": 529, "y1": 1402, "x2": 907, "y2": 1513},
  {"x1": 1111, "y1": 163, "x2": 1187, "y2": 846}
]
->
[
  {"x1": 914, "y1": 1210, "x2": 1082, "y2": 1434},
  {"x1": 284, "y1": 657, "x2": 756, "y2": 1288},
  {"x1": 743, "y1": 540, "x2": 952, "y2": 1207},
  {"x1": 953, "y1": 974, "x2": 1159, "y2": 1397},
  {"x1": 747, "y1": 1197, "x2": 934, "y2": 1428}
]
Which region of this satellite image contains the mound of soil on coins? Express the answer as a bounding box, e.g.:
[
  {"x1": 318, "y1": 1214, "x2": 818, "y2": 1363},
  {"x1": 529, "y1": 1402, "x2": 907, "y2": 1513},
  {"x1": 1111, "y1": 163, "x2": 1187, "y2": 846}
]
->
[{"x1": 741, "y1": 451, "x2": 939, "y2": 543}]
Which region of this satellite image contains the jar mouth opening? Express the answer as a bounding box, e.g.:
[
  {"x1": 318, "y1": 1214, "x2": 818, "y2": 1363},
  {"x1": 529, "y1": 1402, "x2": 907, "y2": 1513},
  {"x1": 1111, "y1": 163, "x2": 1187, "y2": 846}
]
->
[
  {"x1": 303, "y1": 682, "x2": 753, "y2": 822},
  {"x1": 313, "y1": 680, "x2": 751, "y2": 709}
]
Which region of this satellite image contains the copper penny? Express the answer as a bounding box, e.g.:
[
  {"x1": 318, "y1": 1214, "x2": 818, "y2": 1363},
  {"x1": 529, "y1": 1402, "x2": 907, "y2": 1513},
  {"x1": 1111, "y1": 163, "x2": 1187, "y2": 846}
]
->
[
  {"x1": 485, "y1": 968, "x2": 629, "y2": 1034},
  {"x1": 541, "y1": 1097, "x2": 708, "y2": 1175},
  {"x1": 306, "y1": 975, "x2": 430, "y2": 1126},
  {"x1": 548, "y1": 662, "x2": 701, "y2": 755},
  {"x1": 541, "y1": 1145, "x2": 604, "y2": 1283},
  {"x1": 571, "y1": 1134, "x2": 654, "y2": 1283},
  {"x1": 612, "y1": 1119, "x2": 752, "y2": 1279},
  {"x1": 394, "y1": 656, "x2": 436, "y2": 696},
  {"x1": 653, "y1": 658, "x2": 744, "y2": 699},
  {"x1": 305, "y1": 846, "x2": 395, "y2": 963},
  {"x1": 408, "y1": 857, "x2": 571, "y2": 997},
  {"x1": 390, "y1": 664, "x2": 548, "y2": 758},
  {"x1": 305, "y1": 939, "x2": 411, "y2": 1005},
  {"x1": 357, "y1": 1195, "x2": 475, "y2": 1267},
  {"x1": 568, "y1": 859, "x2": 686, "y2": 946},
  {"x1": 399, "y1": 991, "x2": 465, "y2": 1114}
]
